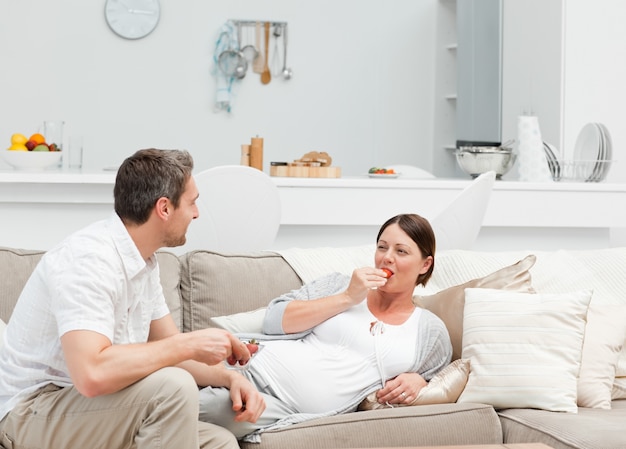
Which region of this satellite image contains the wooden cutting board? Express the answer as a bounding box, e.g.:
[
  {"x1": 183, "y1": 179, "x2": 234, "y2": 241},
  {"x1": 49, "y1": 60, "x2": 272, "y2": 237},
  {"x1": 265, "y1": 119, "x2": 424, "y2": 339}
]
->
[{"x1": 270, "y1": 165, "x2": 341, "y2": 178}]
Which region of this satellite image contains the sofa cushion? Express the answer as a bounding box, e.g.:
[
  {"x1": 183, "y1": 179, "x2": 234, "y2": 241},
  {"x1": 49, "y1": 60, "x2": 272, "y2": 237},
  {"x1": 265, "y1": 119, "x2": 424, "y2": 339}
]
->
[
  {"x1": 179, "y1": 250, "x2": 302, "y2": 333},
  {"x1": 577, "y1": 304, "x2": 626, "y2": 409},
  {"x1": 0, "y1": 247, "x2": 45, "y2": 323},
  {"x1": 0, "y1": 318, "x2": 5, "y2": 348},
  {"x1": 415, "y1": 254, "x2": 536, "y2": 360},
  {"x1": 358, "y1": 358, "x2": 470, "y2": 410},
  {"x1": 155, "y1": 251, "x2": 183, "y2": 332},
  {"x1": 211, "y1": 307, "x2": 267, "y2": 333},
  {"x1": 458, "y1": 288, "x2": 592, "y2": 413},
  {"x1": 240, "y1": 403, "x2": 502, "y2": 449},
  {"x1": 613, "y1": 377, "x2": 626, "y2": 399},
  {"x1": 498, "y1": 399, "x2": 626, "y2": 449}
]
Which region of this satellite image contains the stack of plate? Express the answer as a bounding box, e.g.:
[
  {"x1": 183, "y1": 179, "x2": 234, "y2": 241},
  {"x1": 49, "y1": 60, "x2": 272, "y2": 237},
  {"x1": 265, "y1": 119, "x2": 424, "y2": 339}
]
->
[
  {"x1": 545, "y1": 123, "x2": 613, "y2": 182},
  {"x1": 543, "y1": 142, "x2": 561, "y2": 180}
]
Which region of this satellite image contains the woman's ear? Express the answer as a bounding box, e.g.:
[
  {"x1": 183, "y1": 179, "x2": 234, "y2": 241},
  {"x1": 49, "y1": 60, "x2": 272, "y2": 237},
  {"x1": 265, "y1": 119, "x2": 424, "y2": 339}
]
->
[{"x1": 419, "y1": 255, "x2": 434, "y2": 274}]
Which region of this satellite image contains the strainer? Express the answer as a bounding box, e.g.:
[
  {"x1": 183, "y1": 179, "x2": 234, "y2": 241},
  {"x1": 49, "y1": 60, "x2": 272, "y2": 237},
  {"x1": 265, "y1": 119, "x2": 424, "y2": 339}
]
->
[
  {"x1": 217, "y1": 24, "x2": 247, "y2": 79},
  {"x1": 218, "y1": 49, "x2": 247, "y2": 79}
]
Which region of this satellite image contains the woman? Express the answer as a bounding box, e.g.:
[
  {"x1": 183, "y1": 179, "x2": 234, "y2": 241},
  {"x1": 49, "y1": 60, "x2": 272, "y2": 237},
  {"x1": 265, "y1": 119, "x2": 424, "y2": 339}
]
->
[{"x1": 199, "y1": 213, "x2": 452, "y2": 441}]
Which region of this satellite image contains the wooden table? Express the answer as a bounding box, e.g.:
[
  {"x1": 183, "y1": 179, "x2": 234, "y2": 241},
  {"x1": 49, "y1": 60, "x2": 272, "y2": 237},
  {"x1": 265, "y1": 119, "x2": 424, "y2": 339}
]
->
[{"x1": 349, "y1": 444, "x2": 553, "y2": 449}]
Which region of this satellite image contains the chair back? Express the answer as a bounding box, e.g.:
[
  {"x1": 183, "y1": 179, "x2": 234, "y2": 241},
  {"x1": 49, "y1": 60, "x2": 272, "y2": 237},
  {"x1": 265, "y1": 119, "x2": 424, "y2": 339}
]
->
[
  {"x1": 181, "y1": 165, "x2": 281, "y2": 253},
  {"x1": 430, "y1": 171, "x2": 496, "y2": 251}
]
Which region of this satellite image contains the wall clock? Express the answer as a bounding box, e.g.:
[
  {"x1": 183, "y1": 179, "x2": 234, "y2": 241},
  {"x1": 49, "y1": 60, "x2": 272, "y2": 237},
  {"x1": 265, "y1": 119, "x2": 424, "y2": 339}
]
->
[{"x1": 105, "y1": 0, "x2": 161, "y2": 40}]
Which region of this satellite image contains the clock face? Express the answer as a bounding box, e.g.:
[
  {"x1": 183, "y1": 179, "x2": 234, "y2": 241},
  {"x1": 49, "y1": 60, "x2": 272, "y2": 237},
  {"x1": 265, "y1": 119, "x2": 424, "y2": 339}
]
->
[{"x1": 105, "y1": 0, "x2": 161, "y2": 40}]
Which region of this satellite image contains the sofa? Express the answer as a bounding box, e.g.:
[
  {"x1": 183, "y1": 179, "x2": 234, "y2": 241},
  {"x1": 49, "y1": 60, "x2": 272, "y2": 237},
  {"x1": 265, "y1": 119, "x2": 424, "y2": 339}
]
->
[{"x1": 1, "y1": 244, "x2": 626, "y2": 449}]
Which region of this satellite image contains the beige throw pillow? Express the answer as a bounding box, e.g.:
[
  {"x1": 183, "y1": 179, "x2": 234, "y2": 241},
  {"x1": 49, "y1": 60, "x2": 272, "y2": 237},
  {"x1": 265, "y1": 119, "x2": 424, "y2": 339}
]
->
[
  {"x1": 414, "y1": 255, "x2": 536, "y2": 360},
  {"x1": 358, "y1": 359, "x2": 470, "y2": 411},
  {"x1": 458, "y1": 288, "x2": 592, "y2": 413}
]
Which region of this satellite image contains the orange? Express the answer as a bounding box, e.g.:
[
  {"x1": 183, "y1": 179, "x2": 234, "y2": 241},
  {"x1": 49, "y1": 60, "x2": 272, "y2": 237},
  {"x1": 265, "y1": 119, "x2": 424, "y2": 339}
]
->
[
  {"x1": 29, "y1": 133, "x2": 46, "y2": 145},
  {"x1": 10, "y1": 133, "x2": 28, "y2": 146}
]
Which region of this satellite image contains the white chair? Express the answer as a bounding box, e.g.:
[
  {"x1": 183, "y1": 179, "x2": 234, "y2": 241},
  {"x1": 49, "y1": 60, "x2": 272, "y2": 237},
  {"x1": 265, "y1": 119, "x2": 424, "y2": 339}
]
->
[
  {"x1": 386, "y1": 164, "x2": 436, "y2": 179},
  {"x1": 182, "y1": 165, "x2": 281, "y2": 253},
  {"x1": 430, "y1": 171, "x2": 496, "y2": 251}
]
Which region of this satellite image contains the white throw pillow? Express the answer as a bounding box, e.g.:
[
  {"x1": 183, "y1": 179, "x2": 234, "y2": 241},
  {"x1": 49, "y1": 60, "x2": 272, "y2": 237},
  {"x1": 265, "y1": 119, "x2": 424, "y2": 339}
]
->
[
  {"x1": 613, "y1": 377, "x2": 626, "y2": 399},
  {"x1": 457, "y1": 288, "x2": 592, "y2": 413},
  {"x1": 578, "y1": 304, "x2": 626, "y2": 408},
  {"x1": 210, "y1": 308, "x2": 267, "y2": 334},
  {"x1": 0, "y1": 318, "x2": 6, "y2": 348}
]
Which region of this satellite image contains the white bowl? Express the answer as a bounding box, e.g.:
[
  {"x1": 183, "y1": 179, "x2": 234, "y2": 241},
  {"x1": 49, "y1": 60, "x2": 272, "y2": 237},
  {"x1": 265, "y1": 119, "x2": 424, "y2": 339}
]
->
[{"x1": 2, "y1": 150, "x2": 62, "y2": 171}]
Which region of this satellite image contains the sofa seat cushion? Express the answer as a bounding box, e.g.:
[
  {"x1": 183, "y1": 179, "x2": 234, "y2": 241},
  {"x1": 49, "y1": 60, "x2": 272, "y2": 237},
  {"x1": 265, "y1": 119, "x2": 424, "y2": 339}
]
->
[
  {"x1": 498, "y1": 399, "x2": 626, "y2": 449},
  {"x1": 240, "y1": 403, "x2": 502, "y2": 449}
]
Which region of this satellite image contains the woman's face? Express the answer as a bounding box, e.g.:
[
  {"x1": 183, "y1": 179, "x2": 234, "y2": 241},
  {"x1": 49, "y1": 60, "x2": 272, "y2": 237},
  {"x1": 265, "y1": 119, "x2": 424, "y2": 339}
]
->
[{"x1": 374, "y1": 223, "x2": 433, "y2": 291}]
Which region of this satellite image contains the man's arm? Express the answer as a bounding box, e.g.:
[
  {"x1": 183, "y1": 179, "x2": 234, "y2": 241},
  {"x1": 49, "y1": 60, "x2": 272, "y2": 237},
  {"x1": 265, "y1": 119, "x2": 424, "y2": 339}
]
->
[{"x1": 61, "y1": 314, "x2": 249, "y2": 397}]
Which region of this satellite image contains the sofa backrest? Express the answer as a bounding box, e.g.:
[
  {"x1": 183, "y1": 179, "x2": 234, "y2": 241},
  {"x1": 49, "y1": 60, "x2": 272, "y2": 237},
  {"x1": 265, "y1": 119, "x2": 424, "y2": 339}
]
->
[
  {"x1": 179, "y1": 250, "x2": 303, "y2": 333},
  {"x1": 155, "y1": 251, "x2": 184, "y2": 331},
  {"x1": 0, "y1": 246, "x2": 303, "y2": 336},
  {"x1": 0, "y1": 247, "x2": 45, "y2": 323}
]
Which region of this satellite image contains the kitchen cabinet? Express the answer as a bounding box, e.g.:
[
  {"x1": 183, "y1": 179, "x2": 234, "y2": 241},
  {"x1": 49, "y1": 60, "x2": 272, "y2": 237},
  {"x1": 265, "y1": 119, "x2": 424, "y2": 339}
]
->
[{"x1": 1, "y1": 172, "x2": 624, "y2": 253}]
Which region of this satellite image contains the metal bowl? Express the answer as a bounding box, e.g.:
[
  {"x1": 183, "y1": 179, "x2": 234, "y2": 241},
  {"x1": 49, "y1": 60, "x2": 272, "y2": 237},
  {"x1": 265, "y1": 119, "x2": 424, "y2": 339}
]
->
[
  {"x1": 455, "y1": 150, "x2": 517, "y2": 179},
  {"x1": 458, "y1": 145, "x2": 514, "y2": 153}
]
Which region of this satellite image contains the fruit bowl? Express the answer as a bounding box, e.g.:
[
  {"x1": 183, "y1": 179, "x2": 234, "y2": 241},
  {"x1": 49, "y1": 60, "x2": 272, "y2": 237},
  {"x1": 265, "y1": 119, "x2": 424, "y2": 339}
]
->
[{"x1": 1, "y1": 150, "x2": 62, "y2": 171}]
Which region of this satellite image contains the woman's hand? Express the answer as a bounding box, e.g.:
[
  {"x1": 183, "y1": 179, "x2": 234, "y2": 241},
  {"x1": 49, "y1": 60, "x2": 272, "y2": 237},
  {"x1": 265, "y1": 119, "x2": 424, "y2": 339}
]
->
[
  {"x1": 376, "y1": 372, "x2": 427, "y2": 405},
  {"x1": 344, "y1": 267, "x2": 389, "y2": 305}
]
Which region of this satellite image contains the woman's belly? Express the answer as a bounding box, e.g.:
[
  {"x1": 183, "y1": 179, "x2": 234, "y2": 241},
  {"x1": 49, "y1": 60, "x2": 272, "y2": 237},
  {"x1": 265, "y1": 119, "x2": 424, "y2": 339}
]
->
[{"x1": 250, "y1": 338, "x2": 379, "y2": 413}]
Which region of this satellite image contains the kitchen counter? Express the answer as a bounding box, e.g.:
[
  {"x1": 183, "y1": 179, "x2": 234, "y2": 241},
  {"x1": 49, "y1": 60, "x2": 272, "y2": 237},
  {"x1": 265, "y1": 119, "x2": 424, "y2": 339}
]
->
[{"x1": 1, "y1": 171, "x2": 625, "y2": 251}]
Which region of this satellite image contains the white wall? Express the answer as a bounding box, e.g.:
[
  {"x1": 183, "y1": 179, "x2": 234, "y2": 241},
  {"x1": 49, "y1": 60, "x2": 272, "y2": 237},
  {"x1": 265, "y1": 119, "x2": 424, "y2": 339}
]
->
[
  {"x1": 561, "y1": 0, "x2": 626, "y2": 176},
  {"x1": 0, "y1": 0, "x2": 437, "y2": 176}
]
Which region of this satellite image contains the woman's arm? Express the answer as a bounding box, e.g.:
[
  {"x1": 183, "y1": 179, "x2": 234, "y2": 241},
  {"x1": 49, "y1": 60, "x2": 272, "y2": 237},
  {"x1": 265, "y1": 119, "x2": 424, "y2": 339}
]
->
[{"x1": 262, "y1": 272, "x2": 351, "y2": 334}]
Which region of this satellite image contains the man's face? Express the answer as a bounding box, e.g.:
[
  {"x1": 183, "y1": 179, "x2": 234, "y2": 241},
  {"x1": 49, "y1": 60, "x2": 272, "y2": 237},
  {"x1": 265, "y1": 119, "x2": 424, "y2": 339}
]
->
[{"x1": 164, "y1": 176, "x2": 199, "y2": 247}]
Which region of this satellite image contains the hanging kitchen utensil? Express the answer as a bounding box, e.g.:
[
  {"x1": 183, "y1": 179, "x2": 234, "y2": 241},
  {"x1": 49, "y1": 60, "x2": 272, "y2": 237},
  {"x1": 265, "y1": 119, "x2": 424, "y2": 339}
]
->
[
  {"x1": 218, "y1": 24, "x2": 247, "y2": 79},
  {"x1": 260, "y1": 22, "x2": 272, "y2": 84},
  {"x1": 271, "y1": 24, "x2": 282, "y2": 77},
  {"x1": 252, "y1": 22, "x2": 265, "y2": 74},
  {"x1": 241, "y1": 23, "x2": 259, "y2": 63},
  {"x1": 281, "y1": 23, "x2": 292, "y2": 80},
  {"x1": 218, "y1": 48, "x2": 247, "y2": 79}
]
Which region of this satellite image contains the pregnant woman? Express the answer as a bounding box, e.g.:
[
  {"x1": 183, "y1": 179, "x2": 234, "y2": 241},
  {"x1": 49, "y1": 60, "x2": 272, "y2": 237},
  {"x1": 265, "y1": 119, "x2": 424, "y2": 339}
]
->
[{"x1": 199, "y1": 213, "x2": 452, "y2": 442}]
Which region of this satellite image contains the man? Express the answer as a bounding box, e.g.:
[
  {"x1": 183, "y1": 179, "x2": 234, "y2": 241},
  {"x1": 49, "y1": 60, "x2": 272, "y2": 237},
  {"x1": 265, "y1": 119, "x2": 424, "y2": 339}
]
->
[{"x1": 0, "y1": 149, "x2": 265, "y2": 449}]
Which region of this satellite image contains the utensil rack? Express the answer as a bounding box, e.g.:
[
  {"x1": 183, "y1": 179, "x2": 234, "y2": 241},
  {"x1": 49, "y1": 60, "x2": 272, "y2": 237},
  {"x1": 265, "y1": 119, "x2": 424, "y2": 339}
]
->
[
  {"x1": 231, "y1": 20, "x2": 288, "y2": 28},
  {"x1": 226, "y1": 19, "x2": 292, "y2": 83}
]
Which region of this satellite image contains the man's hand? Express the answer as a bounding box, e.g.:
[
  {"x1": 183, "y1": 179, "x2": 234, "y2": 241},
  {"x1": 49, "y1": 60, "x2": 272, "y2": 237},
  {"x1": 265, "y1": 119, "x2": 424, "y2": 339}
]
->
[
  {"x1": 228, "y1": 374, "x2": 266, "y2": 422},
  {"x1": 186, "y1": 328, "x2": 251, "y2": 366}
]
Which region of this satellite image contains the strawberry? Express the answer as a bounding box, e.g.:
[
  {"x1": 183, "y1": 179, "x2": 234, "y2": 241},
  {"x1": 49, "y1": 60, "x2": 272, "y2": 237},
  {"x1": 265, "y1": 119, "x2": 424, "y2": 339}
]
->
[
  {"x1": 381, "y1": 268, "x2": 393, "y2": 278},
  {"x1": 246, "y1": 342, "x2": 259, "y2": 355}
]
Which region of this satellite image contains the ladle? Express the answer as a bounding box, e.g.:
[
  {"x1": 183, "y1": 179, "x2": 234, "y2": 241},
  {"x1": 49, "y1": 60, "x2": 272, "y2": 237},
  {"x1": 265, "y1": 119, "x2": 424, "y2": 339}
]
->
[
  {"x1": 260, "y1": 22, "x2": 271, "y2": 84},
  {"x1": 281, "y1": 24, "x2": 293, "y2": 80},
  {"x1": 271, "y1": 24, "x2": 282, "y2": 77}
]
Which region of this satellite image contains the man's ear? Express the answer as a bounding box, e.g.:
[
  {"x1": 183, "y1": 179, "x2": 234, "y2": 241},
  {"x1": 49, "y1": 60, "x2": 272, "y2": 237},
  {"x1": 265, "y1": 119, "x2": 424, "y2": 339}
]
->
[{"x1": 155, "y1": 197, "x2": 170, "y2": 220}]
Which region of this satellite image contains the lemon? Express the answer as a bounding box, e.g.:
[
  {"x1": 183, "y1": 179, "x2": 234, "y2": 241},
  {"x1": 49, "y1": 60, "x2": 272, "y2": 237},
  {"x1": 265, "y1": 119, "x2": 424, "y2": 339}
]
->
[
  {"x1": 10, "y1": 133, "x2": 28, "y2": 146},
  {"x1": 8, "y1": 143, "x2": 28, "y2": 151}
]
